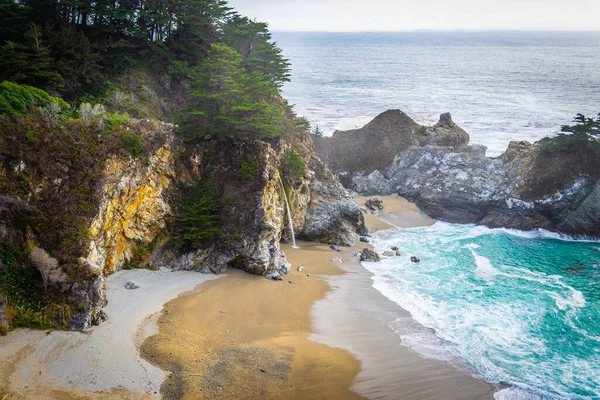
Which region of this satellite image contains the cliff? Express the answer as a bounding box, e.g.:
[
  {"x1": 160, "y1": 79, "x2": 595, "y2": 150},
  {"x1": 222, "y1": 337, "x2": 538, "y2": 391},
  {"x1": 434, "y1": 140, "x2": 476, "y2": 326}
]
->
[
  {"x1": 0, "y1": 108, "x2": 364, "y2": 331},
  {"x1": 331, "y1": 111, "x2": 600, "y2": 237}
]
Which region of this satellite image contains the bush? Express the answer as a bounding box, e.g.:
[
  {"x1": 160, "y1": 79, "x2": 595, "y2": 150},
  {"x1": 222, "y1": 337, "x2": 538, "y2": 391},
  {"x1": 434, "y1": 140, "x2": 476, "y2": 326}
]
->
[
  {"x1": 282, "y1": 150, "x2": 306, "y2": 177},
  {"x1": 105, "y1": 112, "x2": 130, "y2": 131},
  {"x1": 121, "y1": 131, "x2": 142, "y2": 157},
  {"x1": 172, "y1": 179, "x2": 222, "y2": 249},
  {"x1": 0, "y1": 81, "x2": 69, "y2": 117},
  {"x1": 238, "y1": 154, "x2": 260, "y2": 183}
]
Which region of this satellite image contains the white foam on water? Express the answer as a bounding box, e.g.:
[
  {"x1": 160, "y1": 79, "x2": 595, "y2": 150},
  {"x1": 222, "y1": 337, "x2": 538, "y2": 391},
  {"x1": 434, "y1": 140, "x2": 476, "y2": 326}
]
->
[{"x1": 363, "y1": 222, "x2": 600, "y2": 400}]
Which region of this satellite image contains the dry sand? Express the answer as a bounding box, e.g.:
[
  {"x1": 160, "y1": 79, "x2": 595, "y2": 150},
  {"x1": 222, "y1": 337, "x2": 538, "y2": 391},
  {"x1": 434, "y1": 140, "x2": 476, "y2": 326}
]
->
[
  {"x1": 0, "y1": 268, "x2": 220, "y2": 399},
  {"x1": 141, "y1": 195, "x2": 495, "y2": 399},
  {"x1": 0, "y1": 194, "x2": 496, "y2": 399},
  {"x1": 355, "y1": 194, "x2": 435, "y2": 232},
  {"x1": 140, "y1": 243, "x2": 362, "y2": 400}
]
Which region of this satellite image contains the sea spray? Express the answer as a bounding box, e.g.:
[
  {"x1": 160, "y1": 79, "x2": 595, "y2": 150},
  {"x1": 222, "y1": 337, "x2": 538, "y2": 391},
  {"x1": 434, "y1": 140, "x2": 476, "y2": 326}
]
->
[
  {"x1": 362, "y1": 222, "x2": 600, "y2": 400},
  {"x1": 278, "y1": 173, "x2": 298, "y2": 249}
]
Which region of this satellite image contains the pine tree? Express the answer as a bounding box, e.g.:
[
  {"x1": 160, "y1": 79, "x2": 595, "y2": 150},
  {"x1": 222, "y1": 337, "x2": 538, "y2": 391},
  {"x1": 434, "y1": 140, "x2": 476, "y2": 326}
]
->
[{"x1": 182, "y1": 43, "x2": 280, "y2": 140}]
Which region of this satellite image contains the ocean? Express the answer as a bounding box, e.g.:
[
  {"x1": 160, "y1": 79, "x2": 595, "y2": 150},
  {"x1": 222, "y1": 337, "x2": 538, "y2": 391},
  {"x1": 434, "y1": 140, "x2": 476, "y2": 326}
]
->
[
  {"x1": 273, "y1": 31, "x2": 600, "y2": 156},
  {"x1": 273, "y1": 31, "x2": 600, "y2": 399}
]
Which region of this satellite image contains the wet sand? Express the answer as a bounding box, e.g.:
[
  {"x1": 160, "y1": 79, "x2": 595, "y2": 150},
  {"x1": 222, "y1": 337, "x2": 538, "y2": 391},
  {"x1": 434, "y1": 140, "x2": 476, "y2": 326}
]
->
[
  {"x1": 141, "y1": 195, "x2": 496, "y2": 399},
  {"x1": 140, "y1": 243, "x2": 362, "y2": 400}
]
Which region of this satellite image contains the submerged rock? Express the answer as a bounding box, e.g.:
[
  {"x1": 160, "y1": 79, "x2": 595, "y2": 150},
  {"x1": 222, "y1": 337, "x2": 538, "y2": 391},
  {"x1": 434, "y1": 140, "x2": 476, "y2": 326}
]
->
[
  {"x1": 360, "y1": 248, "x2": 381, "y2": 262},
  {"x1": 410, "y1": 256, "x2": 421, "y2": 263},
  {"x1": 382, "y1": 251, "x2": 395, "y2": 257}
]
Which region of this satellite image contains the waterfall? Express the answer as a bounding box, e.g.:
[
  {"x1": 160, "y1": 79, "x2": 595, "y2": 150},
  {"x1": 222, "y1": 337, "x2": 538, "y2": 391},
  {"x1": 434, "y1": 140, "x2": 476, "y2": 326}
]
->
[{"x1": 278, "y1": 173, "x2": 298, "y2": 249}]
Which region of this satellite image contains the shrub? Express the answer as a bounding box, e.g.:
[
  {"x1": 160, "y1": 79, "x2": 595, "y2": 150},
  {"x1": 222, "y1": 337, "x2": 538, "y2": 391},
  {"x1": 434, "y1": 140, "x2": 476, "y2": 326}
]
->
[
  {"x1": 282, "y1": 150, "x2": 306, "y2": 177},
  {"x1": 238, "y1": 154, "x2": 260, "y2": 183},
  {"x1": 121, "y1": 131, "x2": 142, "y2": 157},
  {"x1": 0, "y1": 323, "x2": 7, "y2": 336},
  {"x1": 0, "y1": 81, "x2": 69, "y2": 117},
  {"x1": 172, "y1": 178, "x2": 222, "y2": 249},
  {"x1": 105, "y1": 112, "x2": 130, "y2": 131}
]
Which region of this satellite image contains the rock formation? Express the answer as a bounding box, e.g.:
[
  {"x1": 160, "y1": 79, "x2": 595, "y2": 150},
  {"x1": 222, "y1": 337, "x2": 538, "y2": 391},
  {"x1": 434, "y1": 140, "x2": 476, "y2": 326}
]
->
[
  {"x1": 316, "y1": 110, "x2": 469, "y2": 174},
  {"x1": 330, "y1": 110, "x2": 600, "y2": 238},
  {"x1": 0, "y1": 113, "x2": 365, "y2": 329}
]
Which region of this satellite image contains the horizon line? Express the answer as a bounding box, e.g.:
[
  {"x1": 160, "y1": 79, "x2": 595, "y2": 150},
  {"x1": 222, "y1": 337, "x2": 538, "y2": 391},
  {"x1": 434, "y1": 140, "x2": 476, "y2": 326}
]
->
[{"x1": 271, "y1": 29, "x2": 600, "y2": 34}]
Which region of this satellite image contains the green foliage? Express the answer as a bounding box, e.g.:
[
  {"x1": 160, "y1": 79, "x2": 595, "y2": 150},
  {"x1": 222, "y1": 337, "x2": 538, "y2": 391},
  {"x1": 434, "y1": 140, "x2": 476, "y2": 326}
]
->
[
  {"x1": 539, "y1": 113, "x2": 600, "y2": 155},
  {"x1": 311, "y1": 125, "x2": 324, "y2": 138},
  {"x1": 282, "y1": 150, "x2": 306, "y2": 177},
  {"x1": 238, "y1": 154, "x2": 260, "y2": 183},
  {"x1": 105, "y1": 112, "x2": 130, "y2": 131},
  {"x1": 121, "y1": 131, "x2": 143, "y2": 157},
  {"x1": 181, "y1": 43, "x2": 281, "y2": 140},
  {"x1": 172, "y1": 178, "x2": 222, "y2": 249},
  {"x1": 0, "y1": 81, "x2": 69, "y2": 117},
  {"x1": 416, "y1": 125, "x2": 428, "y2": 136}
]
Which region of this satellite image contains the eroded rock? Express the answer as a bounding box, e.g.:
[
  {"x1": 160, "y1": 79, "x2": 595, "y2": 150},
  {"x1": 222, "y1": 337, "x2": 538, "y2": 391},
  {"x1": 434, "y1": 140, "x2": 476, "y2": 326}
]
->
[{"x1": 360, "y1": 248, "x2": 381, "y2": 262}]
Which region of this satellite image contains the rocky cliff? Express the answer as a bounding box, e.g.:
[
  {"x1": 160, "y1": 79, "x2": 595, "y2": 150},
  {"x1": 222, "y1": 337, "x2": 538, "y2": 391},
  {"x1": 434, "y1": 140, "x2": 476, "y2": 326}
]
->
[
  {"x1": 0, "y1": 110, "x2": 364, "y2": 329},
  {"x1": 332, "y1": 111, "x2": 600, "y2": 238}
]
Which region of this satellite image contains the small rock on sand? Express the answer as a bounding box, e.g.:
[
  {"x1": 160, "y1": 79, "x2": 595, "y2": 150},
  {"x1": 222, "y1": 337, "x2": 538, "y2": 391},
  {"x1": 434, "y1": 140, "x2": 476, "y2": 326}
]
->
[
  {"x1": 331, "y1": 257, "x2": 343, "y2": 263},
  {"x1": 125, "y1": 282, "x2": 140, "y2": 290},
  {"x1": 297, "y1": 266, "x2": 304, "y2": 272}
]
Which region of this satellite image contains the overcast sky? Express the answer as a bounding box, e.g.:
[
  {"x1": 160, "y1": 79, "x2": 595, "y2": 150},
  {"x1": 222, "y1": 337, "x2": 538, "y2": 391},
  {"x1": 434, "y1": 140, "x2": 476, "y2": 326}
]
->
[{"x1": 226, "y1": 0, "x2": 600, "y2": 31}]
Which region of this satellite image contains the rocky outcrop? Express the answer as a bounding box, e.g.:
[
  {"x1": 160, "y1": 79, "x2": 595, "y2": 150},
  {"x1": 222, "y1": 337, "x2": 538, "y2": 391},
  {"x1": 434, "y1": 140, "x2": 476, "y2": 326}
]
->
[
  {"x1": 0, "y1": 294, "x2": 8, "y2": 333},
  {"x1": 316, "y1": 110, "x2": 469, "y2": 174},
  {"x1": 337, "y1": 111, "x2": 600, "y2": 237},
  {"x1": 298, "y1": 155, "x2": 365, "y2": 245}
]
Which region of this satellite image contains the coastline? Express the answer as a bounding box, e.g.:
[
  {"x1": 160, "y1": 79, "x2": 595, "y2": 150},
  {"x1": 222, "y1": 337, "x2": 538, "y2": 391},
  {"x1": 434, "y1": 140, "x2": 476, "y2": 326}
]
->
[
  {"x1": 0, "y1": 194, "x2": 497, "y2": 399},
  {"x1": 140, "y1": 194, "x2": 495, "y2": 399}
]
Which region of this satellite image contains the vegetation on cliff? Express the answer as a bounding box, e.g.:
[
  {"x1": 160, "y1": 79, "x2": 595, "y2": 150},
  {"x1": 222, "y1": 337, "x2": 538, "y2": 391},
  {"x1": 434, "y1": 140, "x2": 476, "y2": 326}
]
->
[{"x1": 0, "y1": 0, "x2": 317, "y2": 330}]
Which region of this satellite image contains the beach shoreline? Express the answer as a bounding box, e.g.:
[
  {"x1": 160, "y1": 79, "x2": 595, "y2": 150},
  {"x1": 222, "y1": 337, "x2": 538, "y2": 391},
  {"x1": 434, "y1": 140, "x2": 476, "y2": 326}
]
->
[{"x1": 0, "y1": 194, "x2": 496, "y2": 399}]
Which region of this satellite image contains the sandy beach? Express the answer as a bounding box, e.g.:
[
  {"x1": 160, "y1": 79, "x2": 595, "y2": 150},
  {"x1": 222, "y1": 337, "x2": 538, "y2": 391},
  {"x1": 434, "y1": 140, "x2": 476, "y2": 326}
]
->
[
  {"x1": 1, "y1": 194, "x2": 496, "y2": 399},
  {"x1": 140, "y1": 194, "x2": 495, "y2": 399}
]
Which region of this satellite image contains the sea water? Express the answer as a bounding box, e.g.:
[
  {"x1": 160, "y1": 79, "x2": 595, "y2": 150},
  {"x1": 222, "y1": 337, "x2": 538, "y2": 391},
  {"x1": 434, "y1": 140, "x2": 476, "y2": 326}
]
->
[
  {"x1": 366, "y1": 223, "x2": 600, "y2": 399},
  {"x1": 273, "y1": 31, "x2": 600, "y2": 156},
  {"x1": 271, "y1": 32, "x2": 600, "y2": 399}
]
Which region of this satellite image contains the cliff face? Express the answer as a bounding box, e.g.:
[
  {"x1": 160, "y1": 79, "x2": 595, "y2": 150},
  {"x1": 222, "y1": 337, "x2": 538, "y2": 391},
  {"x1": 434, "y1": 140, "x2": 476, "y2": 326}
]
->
[
  {"x1": 0, "y1": 114, "x2": 364, "y2": 329},
  {"x1": 336, "y1": 111, "x2": 600, "y2": 238}
]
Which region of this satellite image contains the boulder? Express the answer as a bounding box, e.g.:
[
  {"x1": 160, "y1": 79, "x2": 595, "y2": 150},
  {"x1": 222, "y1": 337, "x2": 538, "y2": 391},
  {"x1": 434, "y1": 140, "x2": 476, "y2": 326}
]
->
[
  {"x1": 365, "y1": 197, "x2": 384, "y2": 212},
  {"x1": 417, "y1": 113, "x2": 470, "y2": 149},
  {"x1": 382, "y1": 251, "x2": 395, "y2": 257},
  {"x1": 125, "y1": 282, "x2": 140, "y2": 290},
  {"x1": 360, "y1": 248, "x2": 381, "y2": 262}
]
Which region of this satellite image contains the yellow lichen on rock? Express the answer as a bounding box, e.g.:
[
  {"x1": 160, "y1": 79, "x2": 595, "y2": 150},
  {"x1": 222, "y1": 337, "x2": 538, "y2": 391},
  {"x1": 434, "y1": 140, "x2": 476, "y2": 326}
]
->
[{"x1": 83, "y1": 138, "x2": 176, "y2": 275}]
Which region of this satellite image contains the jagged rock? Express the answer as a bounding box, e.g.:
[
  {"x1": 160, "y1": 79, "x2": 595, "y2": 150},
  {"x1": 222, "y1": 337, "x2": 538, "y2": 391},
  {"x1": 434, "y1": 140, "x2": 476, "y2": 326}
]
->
[
  {"x1": 125, "y1": 282, "x2": 140, "y2": 290},
  {"x1": 0, "y1": 294, "x2": 8, "y2": 334},
  {"x1": 365, "y1": 197, "x2": 384, "y2": 212},
  {"x1": 266, "y1": 273, "x2": 283, "y2": 281},
  {"x1": 334, "y1": 111, "x2": 600, "y2": 237},
  {"x1": 417, "y1": 113, "x2": 470, "y2": 149},
  {"x1": 278, "y1": 263, "x2": 291, "y2": 275},
  {"x1": 360, "y1": 248, "x2": 381, "y2": 262},
  {"x1": 359, "y1": 236, "x2": 371, "y2": 243},
  {"x1": 383, "y1": 251, "x2": 395, "y2": 257}
]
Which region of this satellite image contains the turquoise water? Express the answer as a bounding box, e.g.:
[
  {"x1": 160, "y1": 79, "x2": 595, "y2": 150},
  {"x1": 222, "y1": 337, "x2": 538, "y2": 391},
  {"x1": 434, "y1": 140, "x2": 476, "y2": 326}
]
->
[{"x1": 364, "y1": 223, "x2": 600, "y2": 399}]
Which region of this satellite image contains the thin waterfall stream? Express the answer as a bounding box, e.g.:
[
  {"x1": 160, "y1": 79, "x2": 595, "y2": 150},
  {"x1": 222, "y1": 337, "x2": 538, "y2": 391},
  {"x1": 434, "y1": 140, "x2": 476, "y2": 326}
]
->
[{"x1": 278, "y1": 174, "x2": 299, "y2": 249}]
